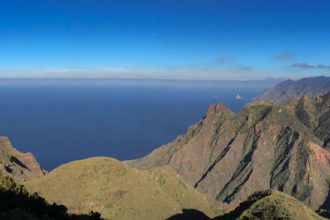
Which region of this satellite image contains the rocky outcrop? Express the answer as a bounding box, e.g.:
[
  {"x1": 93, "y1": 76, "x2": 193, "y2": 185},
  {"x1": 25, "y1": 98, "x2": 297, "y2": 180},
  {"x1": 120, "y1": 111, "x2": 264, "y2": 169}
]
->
[
  {"x1": 128, "y1": 97, "x2": 330, "y2": 210},
  {"x1": 260, "y1": 76, "x2": 330, "y2": 104},
  {"x1": 0, "y1": 136, "x2": 45, "y2": 180}
]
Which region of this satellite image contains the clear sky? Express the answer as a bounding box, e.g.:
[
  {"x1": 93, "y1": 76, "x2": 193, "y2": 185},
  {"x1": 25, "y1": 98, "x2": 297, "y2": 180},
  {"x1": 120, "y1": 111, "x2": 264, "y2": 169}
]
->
[{"x1": 0, "y1": 0, "x2": 329, "y2": 80}]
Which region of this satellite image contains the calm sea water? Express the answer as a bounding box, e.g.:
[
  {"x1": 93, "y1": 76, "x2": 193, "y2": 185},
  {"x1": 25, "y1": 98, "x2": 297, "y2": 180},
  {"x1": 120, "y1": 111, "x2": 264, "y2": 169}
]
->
[{"x1": 0, "y1": 79, "x2": 273, "y2": 170}]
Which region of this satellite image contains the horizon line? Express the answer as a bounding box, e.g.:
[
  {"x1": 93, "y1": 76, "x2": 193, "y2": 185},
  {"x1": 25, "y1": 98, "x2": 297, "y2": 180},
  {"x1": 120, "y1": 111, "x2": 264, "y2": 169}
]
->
[{"x1": 0, "y1": 76, "x2": 288, "y2": 83}]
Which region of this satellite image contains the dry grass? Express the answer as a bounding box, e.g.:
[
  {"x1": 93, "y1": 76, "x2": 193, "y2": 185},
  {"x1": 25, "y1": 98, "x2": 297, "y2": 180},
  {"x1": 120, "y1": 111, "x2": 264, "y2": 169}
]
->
[{"x1": 25, "y1": 157, "x2": 220, "y2": 220}]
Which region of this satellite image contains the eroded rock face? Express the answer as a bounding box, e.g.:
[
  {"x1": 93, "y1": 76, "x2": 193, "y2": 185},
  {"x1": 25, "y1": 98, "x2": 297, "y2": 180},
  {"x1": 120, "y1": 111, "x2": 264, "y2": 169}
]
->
[
  {"x1": 289, "y1": 93, "x2": 330, "y2": 149},
  {"x1": 129, "y1": 97, "x2": 330, "y2": 210},
  {"x1": 0, "y1": 136, "x2": 45, "y2": 180}
]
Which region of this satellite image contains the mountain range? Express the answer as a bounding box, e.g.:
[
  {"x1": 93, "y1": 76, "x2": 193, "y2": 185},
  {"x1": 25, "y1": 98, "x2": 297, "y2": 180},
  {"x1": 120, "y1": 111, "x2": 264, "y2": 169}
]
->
[
  {"x1": 260, "y1": 76, "x2": 330, "y2": 104},
  {"x1": 0, "y1": 140, "x2": 326, "y2": 220}
]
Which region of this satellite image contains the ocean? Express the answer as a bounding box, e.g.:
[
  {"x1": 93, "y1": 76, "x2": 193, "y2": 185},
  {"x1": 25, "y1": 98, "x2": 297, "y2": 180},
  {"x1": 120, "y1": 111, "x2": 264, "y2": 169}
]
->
[{"x1": 0, "y1": 79, "x2": 274, "y2": 170}]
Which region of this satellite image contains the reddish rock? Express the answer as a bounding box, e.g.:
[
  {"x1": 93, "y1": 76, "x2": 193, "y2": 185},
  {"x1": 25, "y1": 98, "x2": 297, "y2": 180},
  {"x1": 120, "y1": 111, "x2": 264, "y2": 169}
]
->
[
  {"x1": 0, "y1": 136, "x2": 45, "y2": 180},
  {"x1": 128, "y1": 95, "x2": 330, "y2": 210}
]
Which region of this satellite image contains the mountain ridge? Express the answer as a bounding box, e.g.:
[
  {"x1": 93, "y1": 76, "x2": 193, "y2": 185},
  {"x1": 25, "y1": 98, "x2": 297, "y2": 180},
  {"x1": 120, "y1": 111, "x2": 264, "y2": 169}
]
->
[
  {"x1": 260, "y1": 76, "x2": 330, "y2": 104},
  {"x1": 128, "y1": 92, "x2": 330, "y2": 211}
]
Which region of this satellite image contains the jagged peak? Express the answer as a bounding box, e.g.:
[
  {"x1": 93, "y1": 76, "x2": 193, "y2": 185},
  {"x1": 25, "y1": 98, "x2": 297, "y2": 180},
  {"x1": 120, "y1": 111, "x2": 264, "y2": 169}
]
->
[
  {"x1": 207, "y1": 103, "x2": 232, "y2": 115},
  {"x1": 207, "y1": 100, "x2": 275, "y2": 117}
]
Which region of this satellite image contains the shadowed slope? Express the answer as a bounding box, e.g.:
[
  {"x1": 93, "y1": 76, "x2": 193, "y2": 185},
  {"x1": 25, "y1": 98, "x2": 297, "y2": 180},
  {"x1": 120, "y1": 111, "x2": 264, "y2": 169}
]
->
[
  {"x1": 286, "y1": 93, "x2": 330, "y2": 149},
  {"x1": 0, "y1": 172, "x2": 101, "y2": 220},
  {"x1": 167, "y1": 190, "x2": 326, "y2": 220}
]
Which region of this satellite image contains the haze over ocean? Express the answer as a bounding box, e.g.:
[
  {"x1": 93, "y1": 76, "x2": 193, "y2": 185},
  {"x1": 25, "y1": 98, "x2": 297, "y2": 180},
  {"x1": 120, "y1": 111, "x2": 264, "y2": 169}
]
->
[{"x1": 0, "y1": 79, "x2": 272, "y2": 170}]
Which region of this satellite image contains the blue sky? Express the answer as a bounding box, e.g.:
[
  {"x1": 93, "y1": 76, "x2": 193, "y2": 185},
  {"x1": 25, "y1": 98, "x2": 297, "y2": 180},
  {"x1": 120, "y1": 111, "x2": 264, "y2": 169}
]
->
[{"x1": 0, "y1": 0, "x2": 329, "y2": 80}]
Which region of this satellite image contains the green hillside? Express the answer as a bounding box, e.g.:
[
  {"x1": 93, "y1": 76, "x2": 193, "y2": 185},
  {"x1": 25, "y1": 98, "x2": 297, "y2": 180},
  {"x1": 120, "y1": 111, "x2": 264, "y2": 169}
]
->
[
  {"x1": 217, "y1": 190, "x2": 326, "y2": 220},
  {"x1": 25, "y1": 157, "x2": 220, "y2": 220},
  {"x1": 166, "y1": 190, "x2": 326, "y2": 220},
  {"x1": 0, "y1": 172, "x2": 101, "y2": 220}
]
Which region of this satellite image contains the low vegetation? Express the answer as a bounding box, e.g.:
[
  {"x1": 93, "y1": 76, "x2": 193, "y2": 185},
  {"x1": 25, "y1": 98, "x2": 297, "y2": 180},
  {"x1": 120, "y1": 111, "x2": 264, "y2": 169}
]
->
[
  {"x1": 217, "y1": 190, "x2": 326, "y2": 220},
  {"x1": 0, "y1": 172, "x2": 101, "y2": 220},
  {"x1": 25, "y1": 157, "x2": 220, "y2": 220}
]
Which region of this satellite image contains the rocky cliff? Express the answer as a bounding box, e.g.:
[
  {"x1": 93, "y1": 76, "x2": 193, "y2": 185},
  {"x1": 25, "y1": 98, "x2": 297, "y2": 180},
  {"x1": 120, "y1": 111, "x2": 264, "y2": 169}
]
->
[
  {"x1": 129, "y1": 94, "x2": 330, "y2": 210},
  {"x1": 287, "y1": 93, "x2": 330, "y2": 149},
  {"x1": 0, "y1": 136, "x2": 45, "y2": 180}
]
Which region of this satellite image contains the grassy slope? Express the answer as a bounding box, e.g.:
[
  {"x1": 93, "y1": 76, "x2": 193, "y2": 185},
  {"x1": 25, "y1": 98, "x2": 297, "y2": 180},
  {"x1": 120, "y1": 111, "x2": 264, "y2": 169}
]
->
[
  {"x1": 219, "y1": 190, "x2": 326, "y2": 220},
  {"x1": 25, "y1": 157, "x2": 219, "y2": 220},
  {"x1": 0, "y1": 172, "x2": 101, "y2": 220},
  {"x1": 240, "y1": 192, "x2": 326, "y2": 220}
]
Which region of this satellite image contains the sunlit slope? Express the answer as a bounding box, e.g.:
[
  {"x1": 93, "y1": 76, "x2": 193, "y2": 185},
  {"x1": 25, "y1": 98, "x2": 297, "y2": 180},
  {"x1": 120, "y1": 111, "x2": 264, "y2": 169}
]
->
[
  {"x1": 0, "y1": 136, "x2": 45, "y2": 180},
  {"x1": 129, "y1": 97, "x2": 330, "y2": 210},
  {"x1": 26, "y1": 157, "x2": 219, "y2": 220},
  {"x1": 217, "y1": 190, "x2": 326, "y2": 220}
]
